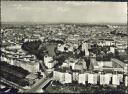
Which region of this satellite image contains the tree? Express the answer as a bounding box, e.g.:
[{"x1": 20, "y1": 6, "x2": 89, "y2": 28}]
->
[
  {"x1": 115, "y1": 49, "x2": 119, "y2": 59},
  {"x1": 84, "y1": 57, "x2": 90, "y2": 70}
]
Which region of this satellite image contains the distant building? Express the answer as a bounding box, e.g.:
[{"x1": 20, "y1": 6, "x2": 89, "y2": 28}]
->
[
  {"x1": 1, "y1": 56, "x2": 7, "y2": 62},
  {"x1": 98, "y1": 39, "x2": 115, "y2": 46},
  {"x1": 68, "y1": 59, "x2": 77, "y2": 70},
  {"x1": 57, "y1": 43, "x2": 74, "y2": 52},
  {"x1": 10, "y1": 59, "x2": 14, "y2": 65},
  {"x1": 117, "y1": 48, "x2": 125, "y2": 53},
  {"x1": 74, "y1": 64, "x2": 83, "y2": 71},
  {"x1": 61, "y1": 62, "x2": 69, "y2": 68},
  {"x1": 6, "y1": 44, "x2": 21, "y2": 50},
  {"x1": 68, "y1": 45, "x2": 74, "y2": 52},
  {"x1": 62, "y1": 58, "x2": 86, "y2": 71},
  {"x1": 44, "y1": 55, "x2": 53, "y2": 63},
  {"x1": 46, "y1": 60, "x2": 57, "y2": 69},
  {"x1": 90, "y1": 58, "x2": 99, "y2": 70},
  {"x1": 116, "y1": 42, "x2": 127, "y2": 50}
]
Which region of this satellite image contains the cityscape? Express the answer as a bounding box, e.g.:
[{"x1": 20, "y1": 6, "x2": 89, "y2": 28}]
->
[{"x1": 0, "y1": 1, "x2": 128, "y2": 94}]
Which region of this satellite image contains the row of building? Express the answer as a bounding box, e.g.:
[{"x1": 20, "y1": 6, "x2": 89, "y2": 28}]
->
[
  {"x1": 91, "y1": 57, "x2": 128, "y2": 73},
  {"x1": 56, "y1": 39, "x2": 126, "y2": 58},
  {"x1": 53, "y1": 70, "x2": 128, "y2": 87}
]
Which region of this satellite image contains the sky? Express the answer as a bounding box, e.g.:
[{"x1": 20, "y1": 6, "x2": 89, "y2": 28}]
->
[{"x1": 1, "y1": 1, "x2": 127, "y2": 24}]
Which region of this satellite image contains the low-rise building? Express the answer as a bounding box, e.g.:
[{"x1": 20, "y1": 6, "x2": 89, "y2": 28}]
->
[
  {"x1": 57, "y1": 44, "x2": 65, "y2": 52},
  {"x1": 45, "y1": 60, "x2": 57, "y2": 69},
  {"x1": 98, "y1": 61, "x2": 113, "y2": 68},
  {"x1": 110, "y1": 46, "x2": 115, "y2": 53},
  {"x1": 44, "y1": 55, "x2": 57, "y2": 69},
  {"x1": 44, "y1": 55, "x2": 53, "y2": 64}
]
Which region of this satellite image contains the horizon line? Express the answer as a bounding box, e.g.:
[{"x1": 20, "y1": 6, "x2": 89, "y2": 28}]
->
[{"x1": 1, "y1": 21, "x2": 127, "y2": 25}]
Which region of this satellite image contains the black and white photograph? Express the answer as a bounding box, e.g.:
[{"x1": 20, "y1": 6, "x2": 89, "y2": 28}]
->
[{"x1": 0, "y1": 1, "x2": 128, "y2": 93}]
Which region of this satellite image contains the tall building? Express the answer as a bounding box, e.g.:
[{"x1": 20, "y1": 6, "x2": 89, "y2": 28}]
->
[
  {"x1": 100, "y1": 74, "x2": 105, "y2": 85},
  {"x1": 104, "y1": 73, "x2": 112, "y2": 85},
  {"x1": 88, "y1": 73, "x2": 97, "y2": 84},
  {"x1": 65, "y1": 73, "x2": 72, "y2": 83},
  {"x1": 73, "y1": 72, "x2": 79, "y2": 81},
  {"x1": 78, "y1": 74, "x2": 86, "y2": 84},
  {"x1": 117, "y1": 74, "x2": 123, "y2": 83},
  {"x1": 93, "y1": 74, "x2": 98, "y2": 84},
  {"x1": 112, "y1": 74, "x2": 120, "y2": 86}
]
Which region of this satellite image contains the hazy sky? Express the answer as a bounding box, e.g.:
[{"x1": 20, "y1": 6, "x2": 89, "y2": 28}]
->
[{"x1": 1, "y1": 1, "x2": 127, "y2": 24}]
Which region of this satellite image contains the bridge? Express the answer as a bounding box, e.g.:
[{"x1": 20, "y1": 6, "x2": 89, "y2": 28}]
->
[
  {"x1": 102, "y1": 68, "x2": 124, "y2": 72},
  {"x1": 24, "y1": 73, "x2": 53, "y2": 93}
]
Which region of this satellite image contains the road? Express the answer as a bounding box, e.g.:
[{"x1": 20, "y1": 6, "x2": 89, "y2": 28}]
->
[
  {"x1": 39, "y1": 61, "x2": 49, "y2": 76},
  {"x1": 1, "y1": 78, "x2": 26, "y2": 92}
]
